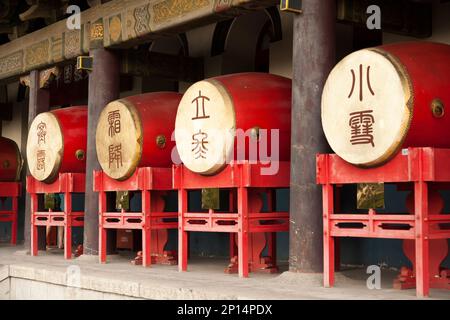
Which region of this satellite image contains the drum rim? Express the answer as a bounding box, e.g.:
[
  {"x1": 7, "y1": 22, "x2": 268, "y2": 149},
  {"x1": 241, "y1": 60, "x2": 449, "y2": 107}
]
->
[{"x1": 361, "y1": 47, "x2": 414, "y2": 167}]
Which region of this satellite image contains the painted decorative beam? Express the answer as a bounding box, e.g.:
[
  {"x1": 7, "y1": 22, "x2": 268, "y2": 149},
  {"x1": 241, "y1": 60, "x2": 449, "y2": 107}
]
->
[{"x1": 0, "y1": 0, "x2": 278, "y2": 81}]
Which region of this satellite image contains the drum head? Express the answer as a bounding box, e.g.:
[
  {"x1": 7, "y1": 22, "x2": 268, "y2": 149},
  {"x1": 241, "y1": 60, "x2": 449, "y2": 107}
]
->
[
  {"x1": 27, "y1": 112, "x2": 63, "y2": 182},
  {"x1": 175, "y1": 79, "x2": 236, "y2": 175},
  {"x1": 321, "y1": 48, "x2": 413, "y2": 167},
  {"x1": 96, "y1": 100, "x2": 142, "y2": 180}
]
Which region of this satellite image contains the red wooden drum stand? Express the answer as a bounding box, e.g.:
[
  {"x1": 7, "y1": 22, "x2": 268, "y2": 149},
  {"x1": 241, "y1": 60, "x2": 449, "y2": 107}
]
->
[
  {"x1": 94, "y1": 167, "x2": 177, "y2": 267},
  {"x1": 0, "y1": 182, "x2": 20, "y2": 244},
  {"x1": 173, "y1": 161, "x2": 290, "y2": 278},
  {"x1": 27, "y1": 173, "x2": 85, "y2": 259},
  {"x1": 316, "y1": 148, "x2": 450, "y2": 297}
]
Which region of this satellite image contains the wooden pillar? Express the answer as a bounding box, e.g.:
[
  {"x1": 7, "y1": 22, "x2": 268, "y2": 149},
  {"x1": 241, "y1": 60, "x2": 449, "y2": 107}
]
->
[
  {"x1": 289, "y1": 0, "x2": 336, "y2": 272},
  {"x1": 83, "y1": 49, "x2": 120, "y2": 255},
  {"x1": 24, "y1": 70, "x2": 50, "y2": 251}
]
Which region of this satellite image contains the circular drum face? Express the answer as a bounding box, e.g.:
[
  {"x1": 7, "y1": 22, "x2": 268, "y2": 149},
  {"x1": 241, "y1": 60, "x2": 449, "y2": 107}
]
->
[
  {"x1": 27, "y1": 112, "x2": 63, "y2": 182},
  {"x1": 96, "y1": 100, "x2": 143, "y2": 180},
  {"x1": 175, "y1": 79, "x2": 236, "y2": 175},
  {"x1": 321, "y1": 48, "x2": 413, "y2": 167}
]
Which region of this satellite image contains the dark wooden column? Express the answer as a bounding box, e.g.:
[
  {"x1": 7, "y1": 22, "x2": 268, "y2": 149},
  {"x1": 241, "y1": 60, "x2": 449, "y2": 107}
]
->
[
  {"x1": 83, "y1": 49, "x2": 120, "y2": 255},
  {"x1": 289, "y1": 0, "x2": 336, "y2": 272},
  {"x1": 24, "y1": 70, "x2": 50, "y2": 251}
]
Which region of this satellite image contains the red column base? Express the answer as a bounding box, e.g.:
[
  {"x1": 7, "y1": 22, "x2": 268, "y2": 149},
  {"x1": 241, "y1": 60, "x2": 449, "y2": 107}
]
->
[
  {"x1": 224, "y1": 255, "x2": 279, "y2": 274},
  {"x1": 74, "y1": 244, "x2": 83, "y2": 257},
  {"x1": 131, "y1": 250, "x2": 177, "y2": 266},
  {"x1": 394, "y1": 267, "x2": 450, "y2": 290}
]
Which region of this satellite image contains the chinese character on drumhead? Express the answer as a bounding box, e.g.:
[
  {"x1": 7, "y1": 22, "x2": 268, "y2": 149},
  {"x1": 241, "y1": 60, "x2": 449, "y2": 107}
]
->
[
  {"x1": 37, "y1": 150, "x2": 46, "y2": 171},
  {"x1": 348, "y1": 64, "x2": 375, "y2": 101},
  {"x1": 191, "y1": 130, "x2": 209, "y2": 159},
  {"x1": 107, "y1": 110, "x2": 121, "y2": 137},
  {"x1": 191, "y1": 91, "x2": 210, "y2": 120},
  {"x1": 349, "y1": 110, "x2": 375, "y2": 147},
  {"x1": 108, "y1": 143, "x2": 123, "y2": 169},
  {"x1": 37, "y1": 122, "x2": 47, "y2": 145}
]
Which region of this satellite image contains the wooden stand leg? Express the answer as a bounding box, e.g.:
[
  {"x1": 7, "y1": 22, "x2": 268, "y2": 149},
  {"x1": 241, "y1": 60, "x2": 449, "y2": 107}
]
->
[
  {"x1": 11, "y1": 196, "x2": 17, "y2": 245},
  {"x1": 268, "y1": 233, "x2": 276, "y2": 263},
  {"x1": 99, "y1": 227, "x2": 107, "y2": 263},
  {"x1": 31, "y1": 225, "x2": 38, "y2": 256},
  {"x1": 323, "y1": 184, "x2": 335, "y2": 287},
  {"x1": 178, "y1": 189, "x2": 188, "y2": 272},
  {"x1": 267, "y1": 191, "x2": 276, "y2": 264},
  {"x1": 98, "y1": 190, "x2": 107, "y2": 263},
  {"x1": 64, "y1": 192, "x2": 72, "y2": 259},
  {"x1": 30, "y1": 193, "x2": 38, "y2": 256},
  {"x1": 414, "y1": 181, "x2": 430, "y2": 298},
  {"x1": 229, "y1": 233, "x2": 237, "y2": 258},
  {"x1": 142, "y1": 190, "x2": 152, "y2": 267},
  {"x1": 142, "y1": 228, "x2": 151, "y2": 267},
  {"x1": 65, "y1": 225, "x2": 72, "y2": 260},
  {"x1": 238, "y1": 186, "x2": 249, "y2": 278}
]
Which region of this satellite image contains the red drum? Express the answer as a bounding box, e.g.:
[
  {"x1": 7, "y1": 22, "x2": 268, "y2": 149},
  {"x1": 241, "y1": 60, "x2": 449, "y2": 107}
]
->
[
  {"x1": 175, "y1": 72, "x2": 292, "y2": 175},
  {"x1": 96, "y1": 92, "x2": 182, "y2": 180},
  {"x1": 26, "y1": 106, "x2": 87, "y2": 183},
  {"x1": 0, "y1": 137, "x2": 22, "y2": 182},
  {"x1": 322, "y1": 41, "x2": 450, "y2": 167}
]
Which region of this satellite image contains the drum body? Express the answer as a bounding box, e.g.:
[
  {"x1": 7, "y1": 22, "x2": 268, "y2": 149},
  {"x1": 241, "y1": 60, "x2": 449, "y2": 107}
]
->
[
  {"x1": 0, "y1": 137, "x2": 22, "y2": 182},
  {"x1": 322, "y1": 42, "x2": 450, "y2": 167},
  {"x1": 26, "y1": 106, "x2": 87, "y2": 183},
  {"x1": 175, "y1": 72, "x2": 292, "y2": 175},
  {"x1": 96, "y1": 92, "x2": 182, "y2": 180}
]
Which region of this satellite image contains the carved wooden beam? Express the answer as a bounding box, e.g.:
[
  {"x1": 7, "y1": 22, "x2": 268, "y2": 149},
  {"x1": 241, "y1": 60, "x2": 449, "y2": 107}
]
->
[
  {"x1": 0, "y1": 0, "x2": 278, "y2": 81},
  {"x1": 19, "y1": 74, "x2": 30, "y2": 87},
  {"x1": 19, "y1": 66, "x2": 60, "y2": 89},
  {"x1": 39, "y1": 66, "x2": 60, "y2": 88},
  {"x1": 120, "y1": 50, "x2": 203, "y2": 82}
]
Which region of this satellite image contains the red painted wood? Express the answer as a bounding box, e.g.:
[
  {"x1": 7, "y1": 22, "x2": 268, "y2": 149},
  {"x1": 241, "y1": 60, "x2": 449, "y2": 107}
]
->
[
  {"x1": 0, "y1": 137, "x2": 21, "y2": 182},
  {"x1": 317, "y1": 148, "x2": 450, "y2": 184},
  {"x1": 122, "y1": 92, "x2": 182, "y2": 168},
  {"x1": 50, "y1": 106, "x2": 87, "y2": 174},
  {"x1": 0, "y1": 182, "x2": 20, "y2": 244},
  {"x1": 94, "y1": 167, "x2": 177, "y2": 267},
  {"x1": 317, "y1": 147, "x2": 450, "y2": 297},
  {"x1": 208, "y1": 73, "x2": 292, "y2": 163},
  {"x1": 380, "y1": 42, "x2": 450, "y2": 150},
  {"x1": 174, "y1": 161, "x2": 290, "y2": 277},
  {"x1": 27, "y1": 173, "x2": 85, "y2": 260}
]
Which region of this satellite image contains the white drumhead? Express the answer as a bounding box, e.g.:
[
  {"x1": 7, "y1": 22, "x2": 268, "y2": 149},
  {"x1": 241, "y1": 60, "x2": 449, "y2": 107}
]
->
[
  {"x1": 27, "y1": 112, "x2": 63, "y2": 182},
  {"x1": 96, "y1": 100, "x2": 142, "y2": 180},
  {"x1": 175, "y1": 79, "x2": 236, "y2": 175},
  {"x1": 321, "y1": 48, "x2": 413, "y2": 167}
]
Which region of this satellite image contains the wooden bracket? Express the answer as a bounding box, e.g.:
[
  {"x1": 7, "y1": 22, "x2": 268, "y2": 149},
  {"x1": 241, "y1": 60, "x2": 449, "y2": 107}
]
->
[{"x1": 39, "y1": 66, "x2": 60, "y2": 89}]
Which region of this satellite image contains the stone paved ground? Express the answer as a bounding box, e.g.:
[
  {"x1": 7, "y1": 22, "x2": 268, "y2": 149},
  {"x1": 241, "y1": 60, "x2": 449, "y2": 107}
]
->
[{"x1": 0, "y1": 244, "x2": 449, "y2": 300}]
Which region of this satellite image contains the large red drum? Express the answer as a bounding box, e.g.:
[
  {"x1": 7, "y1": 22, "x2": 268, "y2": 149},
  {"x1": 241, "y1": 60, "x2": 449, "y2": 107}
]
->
[
  {"x1": 95, "y1": 92, "x2": 182, "y2": 180},
  {"x1": 26, "y1": 106, "x2": 87, "y2": 183},
  {"x1": 0, "y1": 137, "x2": 23, "y2": 182},
  {"x1": 322, "y1": 41, "x2": 450, "y2": 167},
  {"x1": 175, "y1": 72, "x2": 292, "y2": 175}
]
